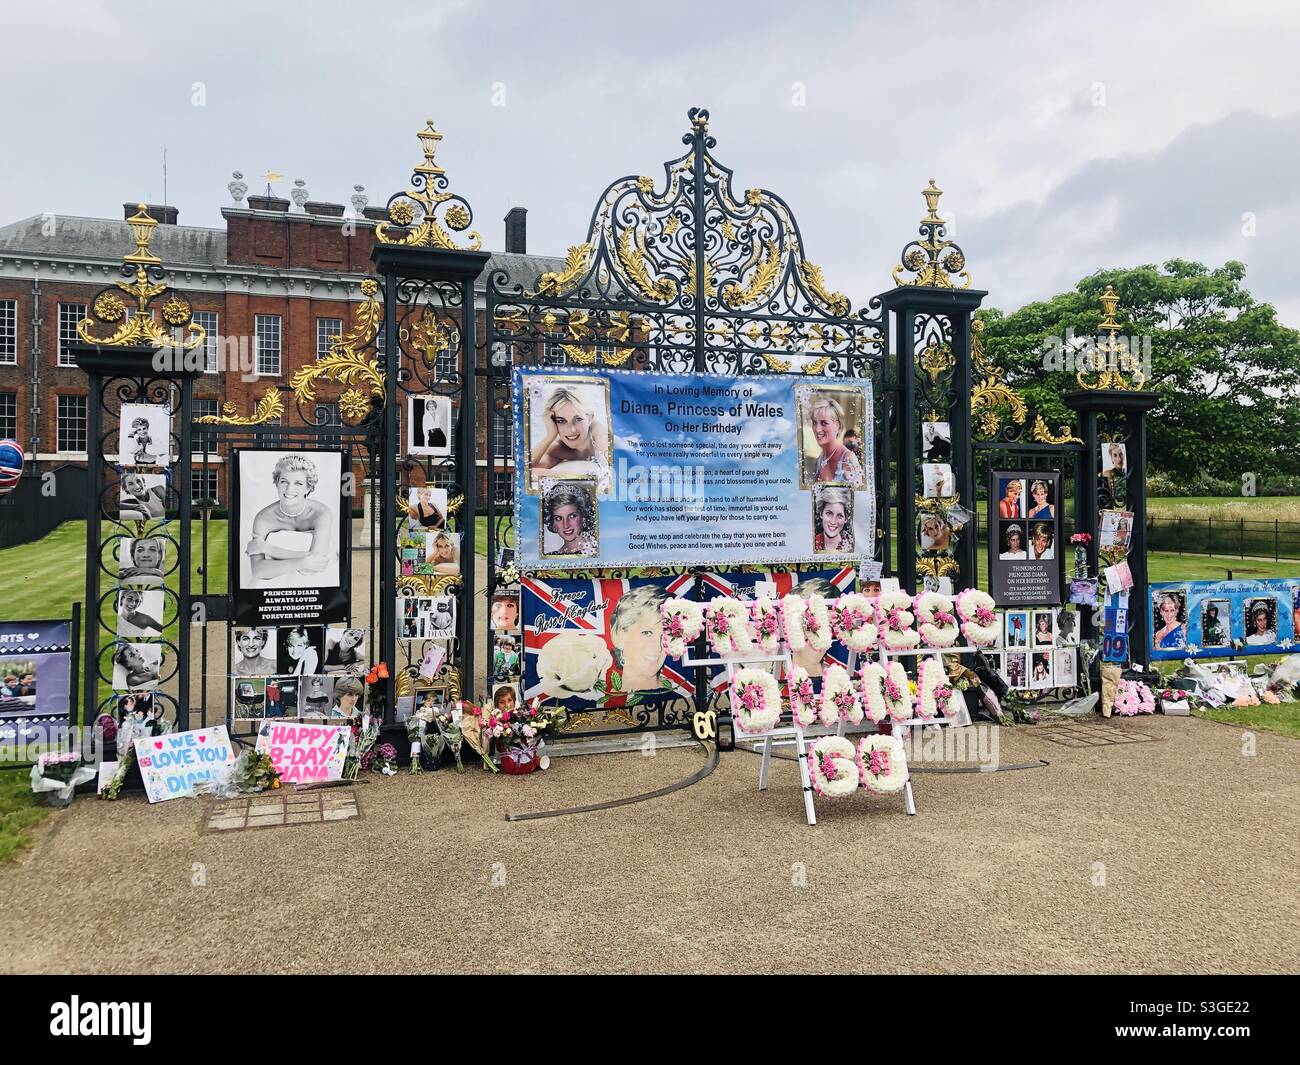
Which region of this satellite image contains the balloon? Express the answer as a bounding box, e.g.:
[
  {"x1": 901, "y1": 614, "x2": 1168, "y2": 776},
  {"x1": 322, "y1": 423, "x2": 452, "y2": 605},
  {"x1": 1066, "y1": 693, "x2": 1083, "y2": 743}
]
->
[{"x1": 0, "y1": 439, "x2": 22, "y2": 494}]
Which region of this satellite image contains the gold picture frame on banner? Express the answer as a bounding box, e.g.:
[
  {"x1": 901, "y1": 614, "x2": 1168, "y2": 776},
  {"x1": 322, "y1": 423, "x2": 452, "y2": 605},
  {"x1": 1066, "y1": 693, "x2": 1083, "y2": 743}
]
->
[
  {"x1": 521, "y1": 374, "x2": 613, "y2": 494},
  {"x1": 795, "y1": 381, "x2": 868, "y2": 489}
]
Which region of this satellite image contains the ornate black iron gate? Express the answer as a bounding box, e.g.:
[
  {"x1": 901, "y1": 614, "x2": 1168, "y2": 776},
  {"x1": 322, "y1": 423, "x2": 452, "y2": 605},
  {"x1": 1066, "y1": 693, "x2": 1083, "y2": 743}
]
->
[{"x1": 482, "y1": 108, "x2": 892, "y2": 732}]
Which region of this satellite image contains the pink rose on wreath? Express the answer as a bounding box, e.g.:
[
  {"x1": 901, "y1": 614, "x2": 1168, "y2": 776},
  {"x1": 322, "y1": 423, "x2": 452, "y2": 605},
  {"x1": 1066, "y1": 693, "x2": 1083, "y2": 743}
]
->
[{"x1": 869, "y1": 748, "x2": 891, "y2": 777}]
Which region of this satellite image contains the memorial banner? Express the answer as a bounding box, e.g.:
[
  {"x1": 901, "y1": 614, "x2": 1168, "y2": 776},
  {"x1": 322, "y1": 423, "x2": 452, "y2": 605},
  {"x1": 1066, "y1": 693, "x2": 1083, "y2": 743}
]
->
[
  {"x1": 988, "y1": 469, "x2": 1062, "y2": 607},
  {"x1": 133, "y1": 726, "x2": 235, "y2": 803},
  {"x1": 520, "y1": 568, "x2": 857, "y2": 713},
  {"x1": 514, "y1": 367, "x2": 874, "y2": 569},
  {"x1": 0, "y1": 619, "x2": 72, "y2": 725},
  {"x1": 1149, "y1": 578, "x2": 1300, "y2": 660}
]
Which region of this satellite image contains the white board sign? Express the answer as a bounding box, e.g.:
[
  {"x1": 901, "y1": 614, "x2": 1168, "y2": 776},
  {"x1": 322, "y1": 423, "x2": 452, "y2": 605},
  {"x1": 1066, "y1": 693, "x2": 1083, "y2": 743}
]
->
[{"x1": 133, "y1": 726, "x2": 235, "y2": 803}]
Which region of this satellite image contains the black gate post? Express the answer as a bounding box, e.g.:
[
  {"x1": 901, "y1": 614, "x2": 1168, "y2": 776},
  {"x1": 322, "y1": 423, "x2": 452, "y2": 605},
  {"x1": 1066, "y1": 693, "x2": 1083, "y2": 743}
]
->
[
  {"x1": 879, "y1": 181, "x2": 985, "y2": 594},
  {"x1": 370, "y1": 122, "x2": 490, "y2": 718},
  {"x1": 1064, "y1": 390, "x2": 1159, "y2": 660}
]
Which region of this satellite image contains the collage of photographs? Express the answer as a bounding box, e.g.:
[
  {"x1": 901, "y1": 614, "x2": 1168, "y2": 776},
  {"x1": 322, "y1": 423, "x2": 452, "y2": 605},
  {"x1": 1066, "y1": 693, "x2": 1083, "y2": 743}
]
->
[
  {"x1": 230, "y1": 625, "x2": 367, "y2": 720},
  {"x1": 984, "y1": 606, "x2": 1081, "y2": 691},
  {"x1": 489, "y1": 589, "x2": 522, "y2": 717},
  {"x1": 994, "y1": 476, "x2": 1058, "y2": 560},
  {"x1": 399, "y1": 486, "x2": 461, "y2": 577},
  {"x1": 1150, "y1": 584, "x2": 1300, "y2": 654},
  {"x1": 801, "y1": 383, "x2": 868, "y2": 558},
  {"x1": 108, "y1": 403, "x2": 176, "y2": 728}
]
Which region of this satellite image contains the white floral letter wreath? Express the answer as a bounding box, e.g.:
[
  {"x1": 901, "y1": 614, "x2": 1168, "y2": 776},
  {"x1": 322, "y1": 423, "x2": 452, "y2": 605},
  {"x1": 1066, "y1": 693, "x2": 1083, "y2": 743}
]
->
[
  {"x1": 750, "y1": 597, "x2": 783, "y2": 655},
  {"x1": 914, "y1": 591, "x2": 960, "y2": 648},
  {"x1": 857, "y1": 734, "x2": 908, "y2": 794},
  {"x1": 880, "y1": 659, "x2": 914, "y2": 721},
  {"x1": 830, "y1": 593, "x2": 879, "y2": 653},
  {"x1": 819, "y1": 663, "x2": 863, "y2": 727},
  {"x1": 955, "y1": 588, "x2": 999, "y2": 647},
  {"x1": 781, "y1": 593, "x2": 832, "y2": 654},
  {"x1": 731, "y1": 668, "x2": 783, "y2": 734},
  {"x1": 661, "y1": 597, "x2": 705, "y2": 659},
  {"x1": 806, "y1": 736, "x2": 860, "y2": 799},
  {"x1": 917, "y1": 655, "x2": 963, "y2": 721},
  {"x1": 706, "y1": 597, "x2": 754, "y2": 657},
  {"x1": 856, "y1": 661, "x2": 890, "y2": 724},
  {"x1": 878, "y1": 590, "x2": 921, "y2": 651},
  {"x1": 787, "y1": 665, "x2": 818, "y2": 728}
]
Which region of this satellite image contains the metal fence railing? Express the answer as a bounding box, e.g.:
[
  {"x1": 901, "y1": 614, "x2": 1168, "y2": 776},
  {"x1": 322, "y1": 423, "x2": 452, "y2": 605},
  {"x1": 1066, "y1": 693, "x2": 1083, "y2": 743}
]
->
[
  {"x1": 1146, "y1": 515, "x2": 1300, "y2": 561},
  {"x1": 0, "y1": 465, "x2": 88, "y2": 550}
]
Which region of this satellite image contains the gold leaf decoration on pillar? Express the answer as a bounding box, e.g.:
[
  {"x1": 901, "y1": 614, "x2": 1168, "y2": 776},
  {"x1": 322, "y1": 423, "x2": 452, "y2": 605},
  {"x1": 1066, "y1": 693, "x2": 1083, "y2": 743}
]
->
[
  {"x1": 1076, "y1": 285, "x2": 1147, "y2": 391},
  {"x1": 891, "y1": 180, "x2": 972, "y2": 290}
]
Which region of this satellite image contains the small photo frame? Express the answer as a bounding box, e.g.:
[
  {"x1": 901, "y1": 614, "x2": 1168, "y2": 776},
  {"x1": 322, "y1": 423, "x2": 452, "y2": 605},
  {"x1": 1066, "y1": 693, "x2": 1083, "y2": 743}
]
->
[
  {"x1": 263, "y1": 675, "x2": 300, "y2": 719},
  {"x1": 119, "y1": 471, "x2": 170, "y2": 521},
  {"x1": 1200, "y1": 598, "x2": 1231, "y2": 648},
  {"x1": 116, "y1": 403, "x2": 172, "y2": 466},
  {"x1": 1005, "y1": 651, "x2": 1027, "y2": 689},
  {"x1": 232, "y1": 678, "x2": 265, "y2": 720},
  {"x1": 523, "y1": 374, "x2": 613, "y2": 493},
  {"x1": 918, "y1": 511, "x2": 952, "y2": 553},
  {"x1": 1054, "y1": 607, "x2": 1080, "y2": 646},
  {"x1": 1099, "y1": 510, "x2": 1135, "y2": 553},
  {"x1": 117, "y1": 536, "x2": 169, "y2": 587},
  {"x1": 406, "y1": 485, "x2": 449, "y2": 533},
  {"x1": 1151, "y1": 590, "x2": 1188, "y2": 651},
  {"x1": 1030, "y1": 651, "x2": 1053, "y2": 689},
  {"x1": 490, "y1": 682, "x2": 521, "y2": 714},
  {"x1": 797, "y1": 383, "x2": 868, "y2": 489},
  {"x1": 921, "y1": 420, "x2": 952, "y2": 461},
  {"x1": 812, "y1": 484, "x2": 856, "y2": 555},
  {"x1": 922, "y1": 463, "x2": 954, "y2": 499},
  {"x1": 111, "y1": 642, "x2": 163, "y2": 692},
  {"x1": 233, "y1": 627, "x2": 278, "y2": 677},
  {"x1": 1005, "y1": 611, "x2": 1028, "y2": 648},
  {"x1": 492, "y1": 634, "x2": 521, "y2": 682},
  {"x1": 1243, "y1": 597, "x2": 1278, "y2": 647},
  {"x1": 324, "y1": 627, "x2": 367, "y2": 673},
  {"x1": 540, "y1": 479, "x2": 599, "y2": 559},
  {"x1": 1101, "y1": 442, "x2": 1128, "y2": 478},
  {"x1": 491, "y1": 591, "x2": 521, "y2": 632},
  {"x1": 425, "y1": 529, "x2": 462, "y2": 575},
  {"x1": 407, "y1": 394, "x2": 452, "y2": 457},
  {"x1": 276, "y1": 625, "x2": 324, "y2": 675},
  {"x1": 298, "y1": 674, "x2": 335, "y2": 717},
  {"x1": 115, "y1": 588, "x2": 165, "y2": 639},
  {"x1": 1053, "y1": 648, "x2": 1077, "y2": 688},
  {"x1": 1032, "y1": 611, "x2": 1055, "y2": 647}
]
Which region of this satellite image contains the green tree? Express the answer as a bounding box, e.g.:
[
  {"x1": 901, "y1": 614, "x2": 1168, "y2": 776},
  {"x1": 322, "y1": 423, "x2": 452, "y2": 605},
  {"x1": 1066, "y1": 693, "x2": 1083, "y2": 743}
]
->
[{"x1": 975, "y1": 261, "x2": 1300, "y2": 483}]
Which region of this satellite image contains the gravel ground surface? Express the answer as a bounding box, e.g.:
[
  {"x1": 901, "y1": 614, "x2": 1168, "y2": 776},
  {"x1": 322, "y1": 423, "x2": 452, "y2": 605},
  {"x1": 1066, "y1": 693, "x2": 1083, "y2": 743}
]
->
[{"x1": 2, "y1": 714, "x2": 1297, "y2": 974}]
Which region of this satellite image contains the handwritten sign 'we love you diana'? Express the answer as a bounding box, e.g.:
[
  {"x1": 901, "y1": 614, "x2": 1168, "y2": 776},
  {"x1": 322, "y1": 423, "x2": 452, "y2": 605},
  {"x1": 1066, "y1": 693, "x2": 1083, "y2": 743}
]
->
[{"x1": 133, "y1": 726, "x2": 235, "y2": 803}]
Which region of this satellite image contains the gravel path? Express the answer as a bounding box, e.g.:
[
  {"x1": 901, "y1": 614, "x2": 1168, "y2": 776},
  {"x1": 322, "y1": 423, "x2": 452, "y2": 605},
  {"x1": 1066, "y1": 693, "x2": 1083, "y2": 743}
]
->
[{"x1": 2, "y1": 714, "x2": 1297, "y2": 973}]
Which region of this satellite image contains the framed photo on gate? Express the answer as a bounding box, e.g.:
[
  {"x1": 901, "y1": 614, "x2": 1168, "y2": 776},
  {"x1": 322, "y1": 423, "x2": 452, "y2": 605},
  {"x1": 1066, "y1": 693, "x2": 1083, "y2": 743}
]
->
[{"x1": 230, "y1": 447, "x2": 353, "y2": 626}]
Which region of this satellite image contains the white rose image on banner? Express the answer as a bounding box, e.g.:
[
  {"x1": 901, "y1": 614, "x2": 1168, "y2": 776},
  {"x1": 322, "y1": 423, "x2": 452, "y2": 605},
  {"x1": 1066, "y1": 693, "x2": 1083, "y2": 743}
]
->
[{"x1": 535, "y1": 631, "x2": 613, "y2": 698}]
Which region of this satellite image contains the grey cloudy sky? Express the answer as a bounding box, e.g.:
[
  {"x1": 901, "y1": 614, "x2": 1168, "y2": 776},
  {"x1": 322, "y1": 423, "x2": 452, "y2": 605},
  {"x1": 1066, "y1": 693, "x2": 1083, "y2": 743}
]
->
[{"x1": 4, "y1": 0, "x2": 1299, "y2": 323}]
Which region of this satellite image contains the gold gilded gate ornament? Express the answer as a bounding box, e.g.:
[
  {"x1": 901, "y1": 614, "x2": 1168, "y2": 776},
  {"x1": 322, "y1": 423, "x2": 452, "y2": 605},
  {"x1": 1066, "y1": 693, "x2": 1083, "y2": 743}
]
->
[
  {"x1": 374, "y1": 120, "x2": 482, "y2": 252},
  {"x1": 891, "y1": 180, "x2": 972, "y2": 290},
  {"x1": 77, "y1": 205, "x2": 206, "y2": 350}
]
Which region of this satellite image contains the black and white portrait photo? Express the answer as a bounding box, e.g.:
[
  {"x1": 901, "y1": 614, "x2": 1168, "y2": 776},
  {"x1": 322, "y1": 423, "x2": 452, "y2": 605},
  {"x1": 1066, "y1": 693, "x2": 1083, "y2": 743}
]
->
[
  {"x1": 922, "y1": 420, "x2": 952, "y2": 461},
  {"x1": 117, "y1": 536, "x2": 168, "y2": 587},
  {"x1": 116, "y1": 403, "x2": 172, "y2": 466},
  {"x1": 407, "y1": 394, "x2": 452, "y2": 457},
  {"x1": 233, "y1": 627, "x2": 278, "y2": 677},
  {"x1": 232, "y1": 448, "x2": 350, "y2": 626},
  {"x1": 119, "y1": 471, "x2": 169, "y2": 521},
  {"x1": 276, "y1": 624, "x2": 325, "y2": 676},
  {"x1": 111, "y1": 642, "x2": 163, "y2": 691},
  {"x1": 115, "y1": 588, "x2": 165, "y2": 639},
  {"x1": 324, "y1": 627, "x2": 367, "y2": 673}
]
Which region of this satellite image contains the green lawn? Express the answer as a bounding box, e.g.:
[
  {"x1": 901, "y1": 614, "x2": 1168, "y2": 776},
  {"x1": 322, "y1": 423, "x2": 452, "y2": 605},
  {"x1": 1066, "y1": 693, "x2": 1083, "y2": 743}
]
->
[
  {"x1": 0, "y1": 767, "x2": 48, "y2": 864},
  {"x1": 1197, "y1": 702, "x2": 1300, "y2": 740},
  {"x1": 1148, "y1": 496, "x2": 1300, "y2": 521}
]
